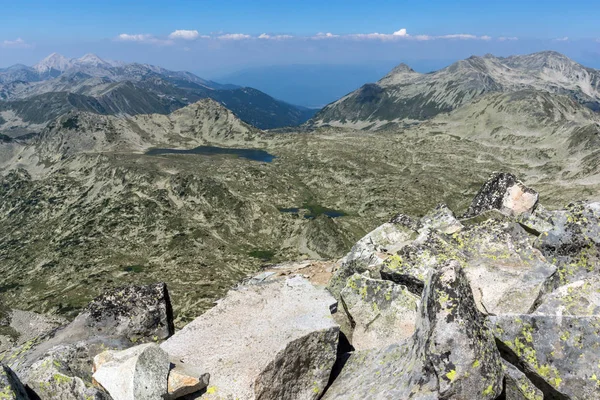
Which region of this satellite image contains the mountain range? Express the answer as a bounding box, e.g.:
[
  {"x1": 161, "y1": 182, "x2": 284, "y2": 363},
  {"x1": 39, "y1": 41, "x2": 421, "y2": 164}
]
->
[
  {"x1": 0, "y1": 53, "x2": 315, "y2": 136},
  {"x1": 310, "y1": 51, "x2": 600, "y2": 130},
  {"x1": 1, "y1": 50, "x2": 600, "y2": 325}
]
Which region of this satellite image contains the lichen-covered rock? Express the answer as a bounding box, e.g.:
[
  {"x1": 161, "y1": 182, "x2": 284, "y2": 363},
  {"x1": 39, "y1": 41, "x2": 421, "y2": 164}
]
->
[
  {"x1": 463, "y1": 172, "x2": 538, "y2": 218},
  {"x1": 93, "y1": 343, "x2": 169, "y2": 400},
  {"x1": 503, "y1": 361, "x2": 543, "y2": 400},
  {"x1": 379, "y1": 231, "x2": 451, "y2": 295},
  {"x1": 535, "y1": 202, "x2": 600, "y2": 287},
  {"x1": 328, "y1": 222, "x2": 416, "y2": 299},
  {"x1": 534, "y1": 277, "x2": 600, "y2": 316},
  {"x1": 453, "y1": 220, "x2": 556, "y2": 314},
  {"x1": 85, "y1": 282, "x2": 174, "y2": 343},
  {"x1": 4, "y1": 283, "x2": 174, "y2": 400},
  {"x1": 323, "y1": 260, "x2": 503, "y2": 399},
  {"x1": 26, "y1": 349, "x2": 109, "y2": 400},
  {"x1": 380, "y1": 218, "x2": 555, "y2": 315},
  {"x1": 491, "y1": 314, "x2": 600, "y2": 399},
  {"x1": 420, "y1": 203, "x2": 463, "y2": 234},
  {"x1": 0, "y1": 364, "x2": 29, "y2": 400},
  {"x1": 161, "y1": 276, "x2": 339, "y2": 400},
  {"x1": 340, "y1": 274, "x2": 419, "y2": 350}
]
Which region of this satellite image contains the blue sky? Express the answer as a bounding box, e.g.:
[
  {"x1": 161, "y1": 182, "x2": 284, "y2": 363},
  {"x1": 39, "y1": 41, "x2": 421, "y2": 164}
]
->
[{"x1": 1, "y1": 0, "x2": 600, "y2": 79}]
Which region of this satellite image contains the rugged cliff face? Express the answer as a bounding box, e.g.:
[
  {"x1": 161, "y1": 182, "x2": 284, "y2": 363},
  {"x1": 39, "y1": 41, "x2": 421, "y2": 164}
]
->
[{"x1": 3, "y1": 173, "x2": 600, "y2": 399}]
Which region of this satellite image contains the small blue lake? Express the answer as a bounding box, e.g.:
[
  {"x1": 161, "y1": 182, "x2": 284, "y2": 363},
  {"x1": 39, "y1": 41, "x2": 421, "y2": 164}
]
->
[{"x1": 146, "y1": 146, "x2": 276, "y2": 162}]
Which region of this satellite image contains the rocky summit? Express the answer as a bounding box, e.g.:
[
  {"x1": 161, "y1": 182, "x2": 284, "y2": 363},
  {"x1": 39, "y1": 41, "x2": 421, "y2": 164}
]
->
[{"x1": 2, "y1": 173, "x2": 600, "y2": 399}]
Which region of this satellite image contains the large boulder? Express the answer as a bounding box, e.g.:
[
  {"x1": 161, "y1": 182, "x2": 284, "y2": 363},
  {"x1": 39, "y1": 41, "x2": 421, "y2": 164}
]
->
[
  {"x1": 534, "y1": 202, "x2": 600, "y2": 287},
  {"x1": 491, "y1": 314, "x2": 600, "y2": 399},
  {"x1": 381, "y1": 219, "x2": 556, "y2": 315},
  {"x1": 463, "y1": 172, "x2": 538, "y2": 218},
  {"x1": 340, "y1": 274, "x2": 419, "y2": 350},
  {"x1": 534, "y1": 277, "x2": 600, "y2": 316},
  {"x1": 84, "y1": 282, "x2": 174, "y2": 342},
  {"x1": 327, "y1": 222, "x2": 416, "y2": 299},
  {"x1": 161, "y1": 276, "x2": 339, "y2": 400},
  {"x1": 25, "y1": 347, "x2": 109, "y2": 400},
  {"x1": 0, "y1": 364, "x2": 29, "y2": 400},
  {"x1": 4, "y1": 283, "x2": 174, "y2": 400},
  {"x1": 454, "y1": 220, "x2": 556, "y2": 314},
  {"x1": 323, "y1": 260, "x2": 504, "y2": 399},
  {"x1": 92, "y1": 343, "x2": 170, "y2": 400}
]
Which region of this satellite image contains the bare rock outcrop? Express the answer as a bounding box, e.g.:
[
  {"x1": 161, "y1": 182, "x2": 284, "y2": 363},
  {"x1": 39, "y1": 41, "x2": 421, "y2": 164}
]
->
[{"x1": 161, "y1": 276, "x2": 339, "y2": 400}]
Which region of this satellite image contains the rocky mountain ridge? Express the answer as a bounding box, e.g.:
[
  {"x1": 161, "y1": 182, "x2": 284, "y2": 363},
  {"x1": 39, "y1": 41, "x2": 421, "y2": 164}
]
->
[
  {"x1": 311, "y1": 51, "x2": 600, "y2": 130},
  {"x1": 2, "y1": 173, "x2": 600, "y2": 399},
  {"x1": 0, "y1": 53, "x2": 315, "y2": 133}
]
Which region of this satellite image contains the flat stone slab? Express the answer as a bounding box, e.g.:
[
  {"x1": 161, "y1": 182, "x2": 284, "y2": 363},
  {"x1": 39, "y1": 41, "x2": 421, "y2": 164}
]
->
[{"x1": 161, "y1": 276, "x2": 339, "y2": 400}]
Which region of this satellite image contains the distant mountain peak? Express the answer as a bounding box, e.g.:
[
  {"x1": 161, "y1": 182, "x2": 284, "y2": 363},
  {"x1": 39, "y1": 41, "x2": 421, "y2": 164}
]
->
[
  {"x1": 34, "y1": 53, "x2": 72, "y2": 73},
  {"x1": 76, "y1": 53, "x2": 110, "y2": 67},
  {"x1": 390, "y1": 63, "x2": 416, "y2": 74}
]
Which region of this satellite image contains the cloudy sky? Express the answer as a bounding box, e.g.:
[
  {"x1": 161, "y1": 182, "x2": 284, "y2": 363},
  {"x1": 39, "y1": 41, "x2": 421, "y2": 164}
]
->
[{"x1": 2, "y1": 0, "x2": 600, "y2": 79}]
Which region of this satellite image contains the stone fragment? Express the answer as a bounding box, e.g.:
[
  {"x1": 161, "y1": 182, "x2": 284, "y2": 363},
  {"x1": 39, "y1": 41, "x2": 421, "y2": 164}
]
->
[
  {"x1": 323, "y1": 260, "x2": 503, "y2": 399},
  {"x1": 463, "y1": 172, "x2": 538, "y2": 218},
  {"x1": 92, "y1": 343, "x2": 170, "y2": 400},
  {"x1": 166, "y1": 364, "x2": 209, "y2": 400},
  {"x1": 491, "y1": 314, "x2": 600, "y2": 399},
  {"x1": 0, "y1": 364, "x2": 29, "y2": 400},
  {"x1": 161, "y1": 276, "x2": 339, "y2": 400},
  {"x1": 340, "y1": 274, "x2": 419, "y2": 350},
  {"x1": 503, "y1": 361, "x2": 543, "y2": 400}
]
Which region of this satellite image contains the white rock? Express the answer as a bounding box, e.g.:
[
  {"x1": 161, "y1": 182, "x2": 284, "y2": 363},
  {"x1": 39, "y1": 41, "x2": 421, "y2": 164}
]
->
[
  {"x1": 92, "y1": 343, "x2": 170, "y2": 400},
  {"x1": 161, "y1": 276, "x2": 339, "y2": 400}
]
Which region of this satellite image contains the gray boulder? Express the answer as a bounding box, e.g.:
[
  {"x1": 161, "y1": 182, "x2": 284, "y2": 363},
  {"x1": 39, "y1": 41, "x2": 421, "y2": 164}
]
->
[
  {"x1": 4, "y1": 283, "x2": 174, "y2": 400},
  {"x1": 0, "y1": 364, "x2": 29, "y2": 400},
  {"x1": 381, "y1": 219, "x2": 556, "y2": 315},
  {"x1": 463, "y1": 172, "x2": 538, "y2": 218},
  {"x1": 340, "y1": 274, "x2": 419, "y2": 350},
  {"x1": 84, "y1": 282, "x2": 174, "y2": 343},
  {"x1": 503, "y1": 361, "x2": 543, "y2": 400},
  {"x1": 456, "y1": 220, "x2": 556, "y2": 315},
  {"x1": 535, "y1": 202, "x2": 600, "y2": 287},
  {"x1": 327, "y1": 222, "x2": 417, "y2": 299},
  {"x1": 25, "y1": 346, "x2": 109, "y2": 400},
  {"x1": 534, "y1": 277, "x2": 600, "y2": 316},
  {"x1": 491, "y1": 314, "x2": 600, "y2": 399},
  {"x1": 323, "y1": 260, "x2": 503, "y2": 399},
  {"x1": 161, "y1": 276, "x2": 339, "y2": 400},
  {"x1": 92, "y1": 343, "x2": 170, "y2": 400},
  {"x1": 420, "y1": 203, "x2": 464, "y2": 234}
]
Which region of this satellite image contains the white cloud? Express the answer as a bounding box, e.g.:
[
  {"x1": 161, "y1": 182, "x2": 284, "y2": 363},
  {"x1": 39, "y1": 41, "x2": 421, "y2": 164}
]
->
[
  {"x1": 169, "y1": 30, "x2": 200, "y2": 40},
  {"x1": 555, "y1": 36, "x2": 569, "y2": 42},
  {"x1": 312, "y1": 32, "x2": 340, "y2": 39},
  {"x1": 344, "y1": 28, "x2": 490, "y2": 42},
  {"x1": 393, "y1": 28, "x2": 408, "y2": 37},
  {"x1": 258, "y1": 33, "x2": 294, "y2": 40},
  {"x1": 498, "y1": 36, "x2": 519, "y2": 41},
  {"x1": 117, "y1": 33, "x2": 152, "y2": 42},
  {"x1": 116, "y1": 33, "x2": 173, "y2": 45},
  {"x1": 1, "y1": 38, "x2": 32, "y2": 48},
  {"x1": 218, "y1": 33, "x2": 251, "y2": 40}
]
